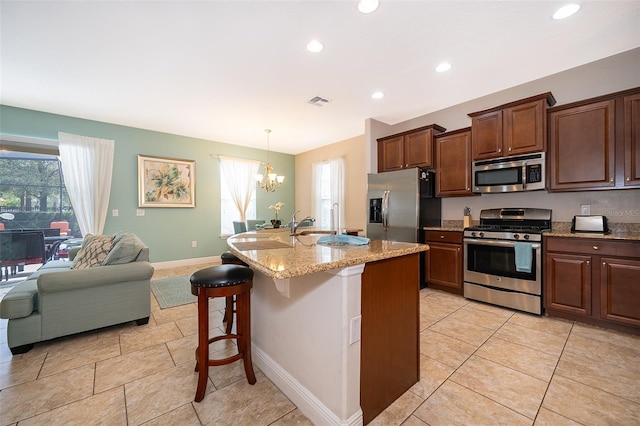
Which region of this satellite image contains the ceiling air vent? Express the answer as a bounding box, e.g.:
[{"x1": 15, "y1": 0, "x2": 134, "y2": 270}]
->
[{"x1": 308, "y1": 96, "x2": 331, "y2": 107}]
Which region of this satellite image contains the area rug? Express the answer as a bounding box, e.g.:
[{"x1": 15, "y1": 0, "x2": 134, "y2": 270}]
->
[{"x1": 150, "y1": 276, "x2": 196, "y2": 309}]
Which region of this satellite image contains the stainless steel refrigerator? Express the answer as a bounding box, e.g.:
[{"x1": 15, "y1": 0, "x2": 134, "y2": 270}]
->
[{"x1": 367, "y1": 168, "x2": 441, "y2": 243}]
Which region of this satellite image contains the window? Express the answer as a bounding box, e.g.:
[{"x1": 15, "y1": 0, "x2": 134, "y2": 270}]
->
[
  {"x1": 0, "y1": 150, "x2": 79, "y2": 235},
  {"x1": 218, "y1": 156, "x2": 260, "y2": 235},
  {"x1": 312, "y1": 157, "x2": 345, "y2": 231}
]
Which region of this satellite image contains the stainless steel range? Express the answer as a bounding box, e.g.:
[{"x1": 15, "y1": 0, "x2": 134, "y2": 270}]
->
[{"x1": 463, "y1": 208, "x2": 552, "y2": 315}]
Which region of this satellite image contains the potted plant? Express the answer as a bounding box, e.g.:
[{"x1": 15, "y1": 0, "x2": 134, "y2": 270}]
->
[{"x1": 269, "y1": 202, "x2": 285, "y2": 228}]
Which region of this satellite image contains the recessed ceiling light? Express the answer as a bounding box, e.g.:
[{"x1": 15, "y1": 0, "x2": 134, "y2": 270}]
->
[
  {"x1": 306, "y1": 39, "x2": 324, "y2": 53},
  {"x1": 358, "y1": 0, "x2": 379, "y2": 14},
  {"x1": 371, "y1": 91, "x2": 384, "y2": 99},
  {"x1": 553, "y1": 4, "x2": 580, "y2": 20},
  {"x1": 435, "y1": 62, "x2": 452, "y2": 73}
]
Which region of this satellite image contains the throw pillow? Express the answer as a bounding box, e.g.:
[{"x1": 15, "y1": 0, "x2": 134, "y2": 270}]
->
[
  {"x1": 71, "y1": 234, "x2": 115, "y2": 269},
  {"x1": 102, "y1": 231, "x2": 145, "y2": 265}
]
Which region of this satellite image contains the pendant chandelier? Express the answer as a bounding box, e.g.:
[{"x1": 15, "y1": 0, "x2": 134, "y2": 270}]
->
[{"x1": 256, "y1": 129, "x2": 285, "y2": 192}]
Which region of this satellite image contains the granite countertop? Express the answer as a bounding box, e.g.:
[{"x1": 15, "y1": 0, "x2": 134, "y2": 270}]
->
[{"x1": 227, "y1": 229, "x2": 428, "y2": 280}]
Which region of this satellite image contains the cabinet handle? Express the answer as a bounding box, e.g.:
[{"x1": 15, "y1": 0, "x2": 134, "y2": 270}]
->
[
  {"x1": 498, "y1": 148, "x2": 502, "y2": 153},
  {"x1": 603, "y1": 262, "x2": 606, "y2": 267},
  {"x1": 627, "y1": 177, "x2": 631, "y2": 181},
  {"x1": 457, "y1": 247, "x2": 461, "y2": 253},
  {"x1": 593, "y1": 245, "x2": 598, "y2": 250},
  {"x1": 587, "y1": 261, "x2": 590, "y2": 265},
  {"x1": 610, "y1": 178, "x2": 614, "y2": 184},
  {"x1": 508, "y1": 147, "x2": 512, "y2": 152}
]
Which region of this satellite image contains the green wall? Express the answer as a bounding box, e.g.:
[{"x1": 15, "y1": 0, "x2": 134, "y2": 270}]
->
[{"x1": 0, "y1": 105, "x2": 295, "y2": 262}]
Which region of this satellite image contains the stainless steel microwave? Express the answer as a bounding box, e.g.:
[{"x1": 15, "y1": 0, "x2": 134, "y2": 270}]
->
[{"x1": 472, "y1": 153, "x2": 545, "y2": 193}]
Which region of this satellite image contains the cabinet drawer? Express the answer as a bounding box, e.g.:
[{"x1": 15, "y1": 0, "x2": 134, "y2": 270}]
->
[
  {"x1": 425, "y1": 230, "x2": 463, "y2": 244},
  {"x1": 545, "y1": 237, "x2": 639, "y2": 258}
]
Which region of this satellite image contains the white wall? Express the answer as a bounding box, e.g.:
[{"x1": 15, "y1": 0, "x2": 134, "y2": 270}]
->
[
  {"x1": 295, "y1": 135, "x2": 367, "y2": 232},
  {"x1": 365, "y1": 47, "x2": 640, "y2": 224}
]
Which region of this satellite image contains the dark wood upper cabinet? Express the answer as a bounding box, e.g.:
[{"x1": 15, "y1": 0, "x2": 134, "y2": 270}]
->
[
  {"x1": 469, "y1": 93, "x2": 555, "y2": 161},
  {"x1": 548, "y1": 87, "x2": 640, "y2": 191},
  {"x1": 435, "y1": 127, "x2": 474, "y2": 196},
  {"x1": 624, "y1": 92, "x2": 640, "y2": 186},
  {"x1": 377, "y1": 124, "x2": 446, "y2": 172}
]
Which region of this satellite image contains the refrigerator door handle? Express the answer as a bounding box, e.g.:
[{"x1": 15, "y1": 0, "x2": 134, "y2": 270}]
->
[{"x1": 382, "y1": 190, "x2": 389, "y2": 229}]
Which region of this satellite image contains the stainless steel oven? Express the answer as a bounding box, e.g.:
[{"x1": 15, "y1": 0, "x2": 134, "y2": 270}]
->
[{"x1": 463, "y1": 208, "x2": 551, "y2": 315}]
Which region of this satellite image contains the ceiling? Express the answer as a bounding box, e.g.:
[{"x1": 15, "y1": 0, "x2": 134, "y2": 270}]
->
[{"x1": 1, "y1": 1, "x2": 639, "y2": 155}]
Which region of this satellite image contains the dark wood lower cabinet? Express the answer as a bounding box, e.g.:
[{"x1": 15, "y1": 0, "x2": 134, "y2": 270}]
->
[
  {"x1": 424, "y1": 230, "x2": 463, "y2": 295},
  {"x1": 544, "y1": 236, "x2": 640, "y2": 335},
  {"x1": 360, "y1": 253, "x2": 419, "y2": 424}
]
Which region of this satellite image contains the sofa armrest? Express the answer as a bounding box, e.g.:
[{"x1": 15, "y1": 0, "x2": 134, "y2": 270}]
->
[{"x1": 37, "y1": 262, "x2": 154, "y2": 293}]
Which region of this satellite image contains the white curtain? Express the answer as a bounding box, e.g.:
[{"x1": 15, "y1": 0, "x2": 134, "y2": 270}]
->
[
  {"x1": 219, "y1": 156, "x2": 260, "y2": 222},
  {"x1": 58, "y1": 132, "x2": 115, "y2": 236},
  {"x1": 312, "y1": 156, "x2": 345, "y2": 230}
]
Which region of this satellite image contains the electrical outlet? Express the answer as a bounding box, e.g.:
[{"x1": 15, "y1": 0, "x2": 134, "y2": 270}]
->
[
  {"x1": 349, "y1": 315, "x2": 361, "y2": 345},
  {"x1": 136, "y1": 209, "x2": 145, "y2": 216},
  {"x1": 191, "y1": 241, "x2": 197, "y2": 248},
  {"x1": 580, "y1": 204, "x2": 591, "y2": 215},
  {"x1": 112, "y1": 209, "x2": 119, "y2": 217}
]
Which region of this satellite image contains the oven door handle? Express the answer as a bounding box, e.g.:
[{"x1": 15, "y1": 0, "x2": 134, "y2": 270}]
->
[{"x1": 464, "y1": 238, "x2": 540, "y2": 249}]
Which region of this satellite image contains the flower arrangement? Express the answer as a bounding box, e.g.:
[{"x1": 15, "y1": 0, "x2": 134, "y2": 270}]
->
[{"x1": 268, "y1": 202, "x2": 285, "y2": 221}]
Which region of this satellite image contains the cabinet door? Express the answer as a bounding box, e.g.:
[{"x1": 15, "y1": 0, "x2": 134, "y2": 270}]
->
[
  {"x1": 426, "y1": 242, "x2": 462, "y2": 291},
  {"x1": 548, "y1": 100, "x2": 616, "y2": 190},
  {"x1": 600, "y1": 257, "x2": 640, "y2": 328},
  {"x1": 405, "y1": 128, "x2": 434, "y2": 168},
  {"x1": 624, "y1": 93, "x2": 640, "y2": 187},
  {"x1": 378, "y1": 136, "x2": 404, "y2": 172},
  {"x1": 545, "y1": 253, "x2": 592, "y2": 316},
  {"x1": 504, "y1": 99, "x2": 545, "y2": 155},
  {"x1": 436, "y1": 130, "x2": 473, "y2": 196},
  {"x1": 472, "y1": 110, "x2": 503, "y2": 160}
]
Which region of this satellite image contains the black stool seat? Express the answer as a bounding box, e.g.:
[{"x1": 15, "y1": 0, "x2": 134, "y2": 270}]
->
[
  {"x1": 221, "y1": 251, "x2": 247, "y2": 265},
  {"x1": 190, "y1": 264, "x2": 256, "y2": 402},
  {"x1": 190, "y1": 264, "x2": 253, "y2": 288}
]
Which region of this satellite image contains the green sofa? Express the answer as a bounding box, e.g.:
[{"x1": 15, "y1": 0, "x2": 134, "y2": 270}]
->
[{"x1": 0, "y1": 231, "x2": 154, "y2": 354}]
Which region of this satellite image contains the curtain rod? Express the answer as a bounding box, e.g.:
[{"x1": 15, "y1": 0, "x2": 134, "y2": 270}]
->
[{"x1": 210, "y1": 154, "x2": 265, "y2": 164}]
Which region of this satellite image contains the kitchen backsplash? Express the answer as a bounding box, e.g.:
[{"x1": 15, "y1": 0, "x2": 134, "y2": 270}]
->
[{"x1": 443, "y1": 189, "x2": 639, "y2": 224}]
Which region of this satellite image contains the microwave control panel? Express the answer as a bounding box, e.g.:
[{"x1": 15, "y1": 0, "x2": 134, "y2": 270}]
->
[{"x1": 526, "y1": 164, "x2": 542, "y2": 183}]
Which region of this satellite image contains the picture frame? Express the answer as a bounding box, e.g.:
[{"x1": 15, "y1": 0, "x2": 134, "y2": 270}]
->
[{"x1": 138, "y1": 154, "x2": 195, "y2": 208}]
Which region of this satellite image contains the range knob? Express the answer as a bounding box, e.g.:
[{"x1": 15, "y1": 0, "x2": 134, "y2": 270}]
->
[
  {"x1": 479, "y1": 232, "x2": 485, "y2": 238},
  {"x1": 524, "y1": 234, "x2": 530, "y2": 240},
  {"x1": 514, "y1": 233, "x2": 520, "y2": 239},
  {"x1": 471, "y1": 232, "x2": 477, "y2": 238}
]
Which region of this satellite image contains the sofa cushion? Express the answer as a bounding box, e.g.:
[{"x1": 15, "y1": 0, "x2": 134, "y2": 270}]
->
[
  {"x1": 72, "y1": 234, "x2": 115, "y2": 269},
  {"x1": 0, "y1": 279, "x2": 38, "y2": 319},
  {"x1": 103, "y1": 231, "x2": 145, "y2": 265}
]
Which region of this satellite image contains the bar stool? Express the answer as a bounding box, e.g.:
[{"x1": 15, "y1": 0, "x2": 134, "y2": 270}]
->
[
  {"x1": 190, "y1": 264, "x2": 256, "y2": 402},
  {"x1": 220, "y1": 251, "x2": 247, "y2": 333}
]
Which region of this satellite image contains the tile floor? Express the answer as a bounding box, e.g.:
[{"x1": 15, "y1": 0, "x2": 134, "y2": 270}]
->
[{"x1": 1, "y1": 262, "x2": 639, "y2": 425}]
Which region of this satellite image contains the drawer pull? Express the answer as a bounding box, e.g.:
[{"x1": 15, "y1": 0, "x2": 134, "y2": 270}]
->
[
  {"x1": 593, "y1": 246, "x2": 598, "y2": 250},
  {"x1": 440, "y1": 235, "x2": 445, "y2": 239}
]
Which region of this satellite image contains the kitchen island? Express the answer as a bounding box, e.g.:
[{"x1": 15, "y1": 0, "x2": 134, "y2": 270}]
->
[{"x1": 227, "y1": 229, "x2": 428, "y2": 425}]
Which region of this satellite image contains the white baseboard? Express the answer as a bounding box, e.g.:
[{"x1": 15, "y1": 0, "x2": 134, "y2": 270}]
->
[
  {"x1": 151, "y1": 256, "x2": 221, "y2": 270},
  {"x1": 253, "y1": 345, "x2": 363, "y2": 426}
]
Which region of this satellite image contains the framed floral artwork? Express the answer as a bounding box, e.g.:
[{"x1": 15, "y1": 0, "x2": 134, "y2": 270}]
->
[{"x1": 138, "y1": 155, "x2": 195, "y2": 208}]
